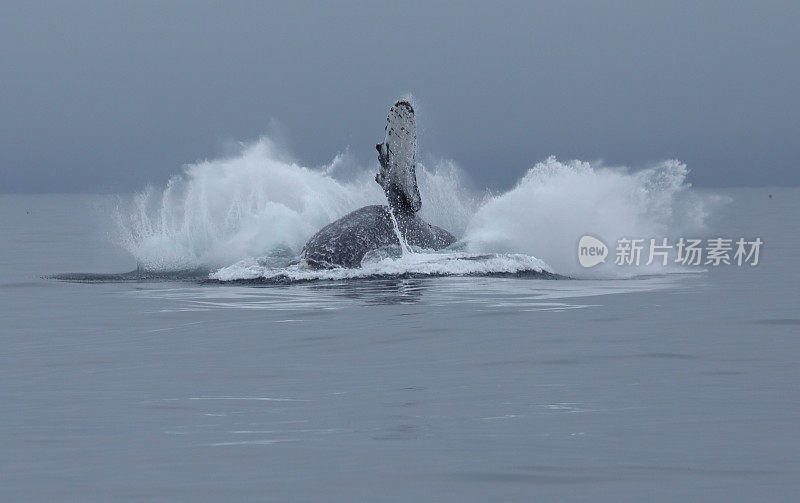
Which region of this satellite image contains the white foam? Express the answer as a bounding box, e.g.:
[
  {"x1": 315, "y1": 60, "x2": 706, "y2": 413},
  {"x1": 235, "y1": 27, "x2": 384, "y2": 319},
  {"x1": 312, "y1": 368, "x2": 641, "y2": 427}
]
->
[
  {"x1": 117, "y1": 136, "x2": 722, "y2": 281},
  {"x1": 210, "y1": 251, "x2": 551, "y2": 282},
  {"x1": 462, "y1": 156, "x2": 725, "y2": 277}
]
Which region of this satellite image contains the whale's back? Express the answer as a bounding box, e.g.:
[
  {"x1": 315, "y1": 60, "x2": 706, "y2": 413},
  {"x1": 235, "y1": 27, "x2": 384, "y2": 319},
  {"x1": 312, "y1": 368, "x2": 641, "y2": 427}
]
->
[{"x1": 300, "y1": 205, "x2": 456, "y2": 269}]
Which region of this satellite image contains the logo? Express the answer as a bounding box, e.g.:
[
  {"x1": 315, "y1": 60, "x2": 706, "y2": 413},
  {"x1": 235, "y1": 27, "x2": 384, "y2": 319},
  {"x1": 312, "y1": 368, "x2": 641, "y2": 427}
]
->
[
  {"x1": 576, "y1": 235, "x2": 762, "y2": 267},
  {"x1": 578, "y1": 235, "x2": 608, "y2": 268}
]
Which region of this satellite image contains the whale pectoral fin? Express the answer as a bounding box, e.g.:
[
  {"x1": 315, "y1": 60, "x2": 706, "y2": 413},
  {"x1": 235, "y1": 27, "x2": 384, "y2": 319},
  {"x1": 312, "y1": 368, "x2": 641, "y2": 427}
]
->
[{"x1": 376, "y1": 100, "x2": 422, "y2": 214}]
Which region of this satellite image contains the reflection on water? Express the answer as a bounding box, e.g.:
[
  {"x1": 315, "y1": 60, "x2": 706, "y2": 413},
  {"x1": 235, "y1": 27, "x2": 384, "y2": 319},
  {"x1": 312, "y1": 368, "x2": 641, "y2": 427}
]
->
[
  {"x1": 308, "y1": 278, "x2": 426, "y2": 305},
  {"x1": 123, "y1": 274, "x2": 692, "y2": 311}
]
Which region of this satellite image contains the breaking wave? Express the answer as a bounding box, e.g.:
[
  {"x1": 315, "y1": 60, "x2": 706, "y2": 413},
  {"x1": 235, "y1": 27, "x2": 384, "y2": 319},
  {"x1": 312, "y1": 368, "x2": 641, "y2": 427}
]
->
[{"x1": 116, "y1": 136, "x2": 722, "y2": 280}]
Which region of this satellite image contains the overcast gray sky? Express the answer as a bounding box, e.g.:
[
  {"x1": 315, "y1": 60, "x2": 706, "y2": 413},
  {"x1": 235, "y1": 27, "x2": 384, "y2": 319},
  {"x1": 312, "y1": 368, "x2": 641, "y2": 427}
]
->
[{"x1": 1, "y1": 1, "x2": 798, "y2": 193}]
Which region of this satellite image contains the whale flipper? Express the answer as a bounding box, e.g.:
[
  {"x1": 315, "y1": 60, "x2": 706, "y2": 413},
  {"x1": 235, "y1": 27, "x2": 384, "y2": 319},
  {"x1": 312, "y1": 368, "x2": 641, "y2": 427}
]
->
[{"x1": 375, "y1": 100, "x2": 422, "y2": 214}]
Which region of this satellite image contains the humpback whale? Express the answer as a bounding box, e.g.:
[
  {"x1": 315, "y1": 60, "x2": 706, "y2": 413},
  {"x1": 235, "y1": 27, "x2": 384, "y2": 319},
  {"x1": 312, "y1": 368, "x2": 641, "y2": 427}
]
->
[{"x1": 300, "y1": 100, "x2": 456, "y2": 269}]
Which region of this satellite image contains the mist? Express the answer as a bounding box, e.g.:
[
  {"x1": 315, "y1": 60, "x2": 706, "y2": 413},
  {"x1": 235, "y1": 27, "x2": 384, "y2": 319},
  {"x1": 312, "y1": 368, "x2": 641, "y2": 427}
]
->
[{"x1": 1, "y1": 1, "x2": 798, "y2": 193}]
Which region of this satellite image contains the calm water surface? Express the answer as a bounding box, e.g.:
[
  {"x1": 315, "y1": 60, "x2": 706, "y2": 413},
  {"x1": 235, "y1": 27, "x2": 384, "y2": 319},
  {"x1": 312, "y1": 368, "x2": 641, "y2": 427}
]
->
[{"x1": 1, "y1": 190, "x2": 798, "y2": 502}]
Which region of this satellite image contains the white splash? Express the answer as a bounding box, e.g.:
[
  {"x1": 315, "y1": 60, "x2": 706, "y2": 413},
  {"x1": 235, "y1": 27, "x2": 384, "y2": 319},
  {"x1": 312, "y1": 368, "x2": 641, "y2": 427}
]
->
[
  {"x1": 462, "y1": 156, "x2": 724, "y2": 277},
  {"x1": 117, "y1": 137, "x2": 722, "y2": 280},
  {"x1": 211, "y1": 250, "x2": 552, "y2": 282},
  {"x1": 116, "y1": 138, "x2": 380, "y2": 271}
]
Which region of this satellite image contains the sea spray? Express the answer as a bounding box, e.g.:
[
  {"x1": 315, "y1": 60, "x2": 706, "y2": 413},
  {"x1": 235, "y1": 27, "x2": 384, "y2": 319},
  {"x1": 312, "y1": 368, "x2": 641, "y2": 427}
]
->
[
  {"x1": 117, "y1": 136, "x2": 722, "y2": 280},
  {"x1": 116, "y1": 138, "x2": 381, "y2": 271},
  {"x1": 462, "y1": 156, "x2": 725, "y2": 277}
]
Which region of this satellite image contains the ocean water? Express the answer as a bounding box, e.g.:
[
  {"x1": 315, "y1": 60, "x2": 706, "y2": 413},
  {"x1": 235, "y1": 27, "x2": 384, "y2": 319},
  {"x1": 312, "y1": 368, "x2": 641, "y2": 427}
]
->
[{"x1": 2, "y1": 167, "x2": 799, "y2": 499}]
